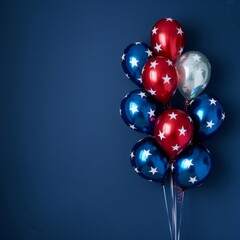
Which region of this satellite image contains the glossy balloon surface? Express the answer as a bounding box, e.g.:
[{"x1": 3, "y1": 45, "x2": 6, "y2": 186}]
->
[
  {"x1": 173, "y1": 144, "x2": 211, "y2": 190},
  {"x1": 150, "y1": 18, "x2": 185, "y2": 62},
  {"x1": 176, "y1": 51, "x2": 211, "y2": 100},
  {"x1": 142, "y1": 56, "x2": 178, "y2": 103},
  {"x1": 154, "y1": 109, "x2": 194, "y2": 158},
  {"x1": 131, "y1": 137, "x2": 169, "y2": 182},
  {"x1": 120, "y1": 89, "x2": 163, "y2": 135},
  {"x1": 122, "y1": 42, "x2": 153, "y2": 87},
  {"x1": 188, "y1": 94, "x2": 225, "y2": 141}
]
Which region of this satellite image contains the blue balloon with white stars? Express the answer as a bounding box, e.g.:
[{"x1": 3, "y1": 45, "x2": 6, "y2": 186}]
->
[
  {"x1": 120, "y1": 89, "x2": 163, "y2": 135},
  {"x1": 188, "y1": 93, "x2": 225, "y2": 141},
  {"x1": 121, "y1": 42, "x2": 153, "y2": 87},
  {"x1": 173, "y1": 144, "x2": 211, "y2": 190},
  {"x1": 131, "y1": 137, "x2": 169, "y2": 183}
]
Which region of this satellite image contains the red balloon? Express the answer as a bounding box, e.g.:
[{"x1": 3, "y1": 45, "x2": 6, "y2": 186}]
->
[
  {"x1": 154, "y1": 109, "x2": 194, "y2": 158},
  {"x1": 150, "y1": 18, "x2": 185, "y2": 63},
  {"x1": 142, "y1": 56, "x2": 178, "y2": 103}
]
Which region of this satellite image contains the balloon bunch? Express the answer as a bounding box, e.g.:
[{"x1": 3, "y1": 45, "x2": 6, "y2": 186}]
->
[{"x1": 120, "y1": 18, "x2": 225, "y2": 239}]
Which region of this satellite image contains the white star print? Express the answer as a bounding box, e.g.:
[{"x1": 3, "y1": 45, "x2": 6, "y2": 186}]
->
[
  {"x1": 172, "y1": 144, "x2": 180, "y2": 151},
  {"x1": 134, "y1": 167, "x2": 140, "y2": 173},
  {"x1": 129, "y1": 124, "x2": 136, "y2": 130},
  {"x1": 206, "y1": 120, "x2": 215, "y2": 128},
  {"x1": 138, "y1": 91, "x2": 146, "y2": 98},
  {"x1": 129, "y1": 104, "x2": 139, "y2": 114},
  {"x1": 146, "y1": 49, "x2": 153, "y2": 57},
  {"x1": 209, "y1": 98, "x2": 217, "y2": 105},
  {"x1": 221, "y1": 113, "x2": 225, "y2": 120},
  {"x1": 152, "y1": 26, "x2": 158, "y2": 35},
  {"x1": 189, "y1": 176, "x2": 198, "y2": 184},
  {"x1": 166, "y1": 59, "x2": 173, "y2": 66},
  {"x1": 137, "y1": 77, "x2": 142, "y2": 83},
  {"x1": 130, "y1": 152, "x2": 135, "y2": 159},
  {"x1": 158, "y1": 131, "x2": 166, "y2": 140},
  {"x1": 171, "y1": 164, "x2": 175, "y2": 172},
  {"x1": 192, "y1": 54, "x2": 201, "y2": 61},
  {"x1": 129, "y1": 58, "x2": 139, "y2": 67},
  {"x1": 179, "y1": 47, "x2": 183, "y2": 54},
  {"x1": 148, "y1": 89, "x2": 156, "y2": 96},
  {"x1": 119, "y1": 109, "x2": 122, "y2": 115},
  {"x1": 124, "y1": 93, "x2": 129, "y2": 98},
  {"x1": 196, "y1": 69, "x2": 203, "y2": 75},
  {"x1": 166, "y1": 18, "x2": 174, "y2": 22},
  {"x1": 154, "y1": 43, "x2": 162, "y2": 52},
  {"x1": 121, "y1": 53, "x2": 126, "y2": 61},
  {"x1": 177, "y1": 27, "x2": 184, "y2": 35},
  {"x1": 178, "y1": 126, "x2": 187, "y2": 136},
  {"x1": 150, "y1": 60, "x2": 159, "y2": 69},
  {"x1": 183, "y1": 159, "x2": 194, "y2": 168},
  {"x1": 168, "y1": 112, "x2": 178, "y2": 120},
  {"x1": 149, "y1": 167, "x2": 158, "y2": 175},
  {"x1": 135, "y1": 42, "x2": 141, "y2": 45},
  {"x1": 142, "y1": 149, "x2": 152, "y2": 159},
  {"x1": 162, "y1": 74, "x2": 171, "y2": 84},
  {"x1": 142, "y1": 67, "x2": 145, "y2": 73},
  {"x1": 125, "y1": 73, "x2": 130, "y2": 78},
  {"x1": 147, "y1": 108, "x2": 155, "y2": 117}
]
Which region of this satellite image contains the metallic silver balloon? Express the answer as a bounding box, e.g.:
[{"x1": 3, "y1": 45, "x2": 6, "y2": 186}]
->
[{"x1": 175, "y1": 51, "x2": 211, "y2": 100}]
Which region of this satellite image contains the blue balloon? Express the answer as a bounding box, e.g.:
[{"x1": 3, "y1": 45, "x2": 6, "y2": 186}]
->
[
  {"x1": 188, "y1": 93, "x2": 225, "y2": 141},
  {"x1": 173, "y1": 144, "x2": 211, "y2": 190},
  {"x1": 120, "y1": 89, "x2": 163, "y2": 135},
  {"x1": 121, "y1": 42, "x2": 153, "y2": 87},
  {"x1": 131, "y1": 137, "x2": 169, "y2": 182}
]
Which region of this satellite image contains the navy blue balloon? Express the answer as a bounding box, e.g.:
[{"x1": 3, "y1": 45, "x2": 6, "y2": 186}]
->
[
  {"x1": 173, "y1": 144, "x2": 211, "y2": 190},
  {"x1": 121, "y1": 42, "x2": 153, "y2": 87},
  {"x1": 188, "y1": 93, "x2": 225, "y2": 141},
  {"x1": 131, "y1": 137, "x2": 169, "y2": 182},
  {"x1": 120, "y1": 89, "x2": 163, "y2": 135}
]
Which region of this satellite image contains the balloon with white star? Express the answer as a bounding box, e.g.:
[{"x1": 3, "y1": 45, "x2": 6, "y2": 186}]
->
[
  {"x1": 188, "y1": 93, "x2": 225, "y2": 141},
  {"x1": 130, "y1": 137, "x2": 169, "y2": 182},
  {"x1": 176, "y1": 51, "x2": 211, "y2": 100},
  {"x1": 120, "y1": 89, "x2": 163, "y2": 135},
  {"x1": 173, "y1": 144, "x2": 212, "y2": 190},
  {"x1": 121, "y1": 42, "x2": 153, "y2": 87}
]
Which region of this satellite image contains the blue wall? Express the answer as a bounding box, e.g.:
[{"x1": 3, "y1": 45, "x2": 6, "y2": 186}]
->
[{"x1": 0, "y1": 0, "x2": 239, "y2": 239}]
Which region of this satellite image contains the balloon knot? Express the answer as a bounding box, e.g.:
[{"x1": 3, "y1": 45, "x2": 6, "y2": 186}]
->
[{"x1": 184, "y1": 100, "x2": 189, "y2": 112}]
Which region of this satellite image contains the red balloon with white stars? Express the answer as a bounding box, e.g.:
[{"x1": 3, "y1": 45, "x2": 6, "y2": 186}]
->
[
  {"x1": 142, "y1": 56, "x2": 178, "y2": 103},
  {"x1": 154, "y1": 109, "x2": 194, "y2": 158},
  {"x1": 151, "y1": 18, "x2": 185, "y2": 63}
]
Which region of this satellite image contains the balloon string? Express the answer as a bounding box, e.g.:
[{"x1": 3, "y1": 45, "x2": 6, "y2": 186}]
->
[
  {"x1": 177, "y1": 191, "x2": 184, "y2": 240},
  {"x1": 170, "y1": 172, "x2": 176, "y2": 240},
  {"x1": 162, "y1": 184, "x2": 172, "y2": 239},
  {"x1": 184, "y1": 100, "x2": 189, "y2": 112}
]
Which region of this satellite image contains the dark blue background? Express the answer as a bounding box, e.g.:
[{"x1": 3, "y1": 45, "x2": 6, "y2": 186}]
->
[{"x1": 0, "y1": 0, "x2": 239, "y2": 239}]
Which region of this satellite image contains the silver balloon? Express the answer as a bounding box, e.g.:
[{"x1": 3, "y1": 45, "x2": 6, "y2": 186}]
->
[{"x1": 175, "y1": 51, "x2": 211, "y2": 100}]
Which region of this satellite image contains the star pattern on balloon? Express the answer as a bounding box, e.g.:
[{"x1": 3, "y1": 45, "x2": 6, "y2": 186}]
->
[
  {"x1": 209, "y1": 98, "x2": 217, "y2": 105},
  {"x1": 192, "y1": 54, "x2": 201, "y2": 61},
  {"x1": 177, "y1": 27, "x2": 184, "y2": 35},
  {"x1": 150, "y1": 60, "x2": 159, "y2": 68},
  {"x1": 162, "y1": 74, "x2": 171, "y2": 84},
  {"x1": 142, "y1": 149, "x2": 152, "y2": 159},
  {"x1": 152, "y1": 26, "x2": 158, "y2": 35},
  {"x1": 178, "y1": 126, "x2": 187, "y2": 136},
  {"x1": 166, "y1": 59, "x2": 173, "y2": 66},
  {"x1": 130, "y1": 151, "x2": 135, "y2": 159},
  {"x1": 158, "y1": 131, "x2": 166, "y2": 140},
  {"x1": 154, "y1": 43, "x2": 162, "y2": 52},
  {"x1": 147, "y1": 108, "x2": 155, "y2": 117},
  {"x1": 138, "y1": 91, "x2": 146, "y2": 98},
  {"x1": 148, "y1": 88, "x2": 156, "y2": 95},
  {"x1": 145, "y1": 49, "x2": 153, "y2": 57},
  {"x1": 149, "y1": 167, "x2": 158, "y2": 175},
  {"x1": 188, "y1": 176, "x2": 198, "y2": 184},
  {"x1": 129, "y1": 124, "x2": 136, "y2": 130},
  {"x1": 168, "y1": 112, "x2": 178, "y2": 120},
  {"x1": 206, "y1": 120, "x2": 215, "y2": 128}
]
